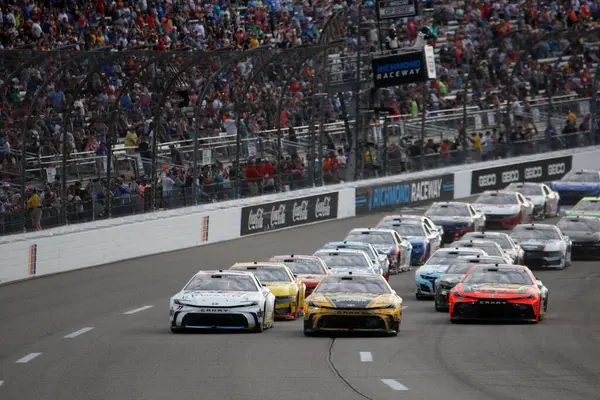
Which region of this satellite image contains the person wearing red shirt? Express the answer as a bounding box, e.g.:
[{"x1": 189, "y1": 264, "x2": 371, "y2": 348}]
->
[
  {"x1": 244, "y1": 159, "x2": 262, "y2": 196},
  {"x1": 260, "y1": 158, "x2": 276, "y2": 192}
]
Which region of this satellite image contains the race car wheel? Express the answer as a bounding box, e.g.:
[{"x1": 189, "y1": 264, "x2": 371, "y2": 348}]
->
[
  {"x1": 170, "y1": 326, "x2": 184, "y2": 334},
  {"x1": 252, "y1": 306, "x2": 266, "y2": 333},
  {"x1": 435, "y1": 303, "x2": 447, "y2": 312},
  {"x1": 416, "y1": 293, "x2": 428, "y2": 300}
]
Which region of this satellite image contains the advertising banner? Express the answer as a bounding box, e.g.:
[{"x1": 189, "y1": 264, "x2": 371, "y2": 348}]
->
[
  {"x1": 240, "y1": 192, "x2": 339, "y2": 236},
  {"x1": 371, "y1": 51, "x2": 427, "y2": 88},
  {"x1": 470, "y1": 155, "x2": 572, "y2": 194},
  {"x1": 355, "y1": 174, "x2": 455, "y2": 215},
  {"x1": 376, "y1": 0, "x2": 418, "y2": 19}
]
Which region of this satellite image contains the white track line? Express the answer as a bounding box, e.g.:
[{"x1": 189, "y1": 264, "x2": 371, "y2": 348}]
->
[
  {"x1": 123, "y1": 305, "x2": 154, "y2": 315},
  {"x1": 64, "y1": 327, "x2": 94, "y2": 339},
  {"x1": 15, "y1": 353, "x2": 42, "y2": 364},
  {"x1": 359, "y1": 352, "x2": 373, "y2": 362},
  {"x1": 381, "y1": 379, "x2": 410, "y2": 391}
]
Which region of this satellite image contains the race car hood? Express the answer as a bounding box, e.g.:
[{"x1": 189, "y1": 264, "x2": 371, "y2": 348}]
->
[
  {"x1": 175, "y1": 290, "x2": 261, "y2": 307},
  {"x1": 565, "y1": 209, "x2": 600, "y2": 218},
  {"x1": 527, "y1": 195, "x2": 545, "y2": 206},
  {"x1": 264, "y1": 282, "x2": 298, "y2": 297},
  {"x1": 416, "y1": 264, "x2": 450, "y2": 277},
  {"x1": 455, "y1": 283, "x2": 535, "y2": 298},
  {"x1": 551, "y1": 181, "x2": 600, "y2": 191},
  {"x1": 329, "y1": 266, "x2": 377, "y2": 275},
  {"x1": 438, "y1": 273, "x2": 464, "y2": 286},
  {"x1": 561, "y1": 231, "x2": 600, "y2": 243},
  {"x1": 473, "y1": 204, "x2": 520, "y2": 215},
  {"x1": 426, "y1": 216, "x2": 471, "y2": 227},
  {"x1": 308, "y1": 293, "x2": 398, "y2": 309},
  {"x1": 512, "y1": 239, "x2": 563, "y2": 251}
]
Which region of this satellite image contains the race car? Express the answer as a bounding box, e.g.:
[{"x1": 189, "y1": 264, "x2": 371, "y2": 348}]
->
[
  {"x1": 321, "y1": 241, "x2": 390, "y2": 280},
  {"x1": 433, "y1": 255, "x2": 507, "y2": 312},
  {"x1": 313, "y1": 248, "x2": 379, "y2": 275},
  {"x1": 556, "y1": 216, "x2": 600, "y2": 259},
  {"x1": 378, "y1": 215, "x2": 444, "y2": 247},
  {"x1": 449, "y1": 239, "x2": 513, "y2": 264},
  {"x1": 269, "y1": 255, "x2": 330, "y2": 297},
  {"x1": 344, "y1": 228, "x2": 412, "y2": 273},
  {"x1": 169, "y1": 270, "x2": 276, "y2": 333},
  {"x1": 424, "y1": 202, "x2": 486, "y2": 243},
  {"x1": 375, "y1": 219, "x2": 441, "y2": 265},
  {"x1": 303, "y1": 273, "x2": 403, "y2": 336},
  {"x1": 414, "y1": 247, "x2": 488, "y2": 300},
  {"x1": 565, "y1": 197, "x2": 600, "y2": 218},
  {"x1": 229, "y1": 262, "x2": 306, "y2": 320},
  {"x1": 462, "y1": 231, "x2": 524, "y2": 264},
  {"x1": 505, "y1": 182, "x2": 560, "y2": 219},
  {"x1": 449, "y1": 264, "x2": 549, "y2": 323},
  {"x1": 472, "y1": 191, "x2": 534, "y2": 229},
  {"x1": 509, "y1": 224, "x2": 572, "y2": 269},
  {"x1": 550, "y1": 169, "x2": 600, "y2": 204}
]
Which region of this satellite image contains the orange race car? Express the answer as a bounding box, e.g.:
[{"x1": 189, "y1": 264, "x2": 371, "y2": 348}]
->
[{"x1": 449, "y1": 264, "x2": 549, "y2": 323}]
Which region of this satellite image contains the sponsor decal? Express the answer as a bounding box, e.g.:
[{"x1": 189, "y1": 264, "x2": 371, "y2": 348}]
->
[
  {"x1": 376, "y1": 0, "x2": 418, "y2": 20},
  {"x1": 355, "y1": 174, "x2": 454, "y2": 215},
  {"x1": 470, "y1": 155, "x2": 572, "y2": 194},
  {"x1": 240, "y1": 192, "x2": 339, "y2": 236},
  {"x1": 29, "y1": 244, "x2": 37, "y2": 276},
  {"x1": 478, "y1": 300, "x2": 508, "y2": 305},
  {"x1": 371, "y1": 51, "x2": 428, "y2": 88},
  {"x1": 201, "y1": 215, "x2": 210, "y2": 242}
]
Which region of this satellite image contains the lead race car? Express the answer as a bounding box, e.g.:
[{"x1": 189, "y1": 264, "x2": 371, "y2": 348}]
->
[
  {"x1": 449, "y1": 264, "x2": 549, "y2": 323},
  {"x1": 505, "y1": 182, "x2": 560, "y2": 219},
  {"x1": 550, "y1": 169, "x2": 600, "y2": 204},
  {"x1": 169, "y1": 270, "x2": 276, "y2": 333},
  {"x1": 473, "y1": 191, "x2": 534, "y2": 229}
]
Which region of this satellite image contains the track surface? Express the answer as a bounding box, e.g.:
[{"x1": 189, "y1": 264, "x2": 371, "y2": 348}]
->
[{"x1": 1, "y1": 197, "x2": 599, "y2": 400}]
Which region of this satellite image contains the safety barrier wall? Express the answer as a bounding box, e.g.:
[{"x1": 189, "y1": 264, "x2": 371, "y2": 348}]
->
[{"x1": 1, "y1": 146, "x2": 600, "y2": 285}]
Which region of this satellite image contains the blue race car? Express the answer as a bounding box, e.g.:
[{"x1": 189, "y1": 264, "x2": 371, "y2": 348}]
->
[
  {"x1": 321, "y1": 241, "x2": 390, "y2": 280},
  {"x1": 550, "y1": 169, "x2": 600, "y2": 204},
  {"x1": 375, "y1": 219, "x2": 440, "y2": 265},
  {"x1": 414, "y1": 247, "x2": 487, "y2": 300}
]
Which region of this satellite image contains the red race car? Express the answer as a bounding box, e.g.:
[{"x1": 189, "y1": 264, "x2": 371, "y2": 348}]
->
[
  {"x1": 269, "y1": 255, "x2": 330, "y2": 297},
  {"x1": 448, "y1": 264, "x2": 549, "y2": 323}
]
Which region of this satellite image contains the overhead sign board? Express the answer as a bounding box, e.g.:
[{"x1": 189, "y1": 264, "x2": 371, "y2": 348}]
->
[
  {"x1": 371, "y1": 51, "x2": 427, "y2": 88},
  {"x1": 376, "y1": 0, "x2": 418, "y2": 20}
]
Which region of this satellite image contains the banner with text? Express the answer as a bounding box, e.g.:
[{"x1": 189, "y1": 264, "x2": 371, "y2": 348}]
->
[
  {"x1": 240, "y1": 192, "x2": 339, "y2": 236},
  {"x1": 355, "y1": 174, "x2": 455, "y2": 215},
  {"x1": 371, "y1": 51, "x2": 427, "y2": 88},
  {"x1": 470, "y1": 155, "x2": 572, "y2": 194}
]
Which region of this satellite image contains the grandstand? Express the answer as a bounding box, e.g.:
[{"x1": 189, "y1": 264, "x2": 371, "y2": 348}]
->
[{"x1": 1, "y1": 0, "x2": 599, "y2": 235}]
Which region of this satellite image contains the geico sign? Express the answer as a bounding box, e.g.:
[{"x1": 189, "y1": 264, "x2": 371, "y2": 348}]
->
[
  {"x1": 547, "y1": 163, "x2": 566, "y2": 176},
  {"x1": 478, "y1": 174, "x2": 497, "y2": 187},
  {"x1": 524, "y1": 166, "x2": 543, "y2": 180},
  {"x1": 502, "y1": 170, "x2": 520, "y2": 183}
]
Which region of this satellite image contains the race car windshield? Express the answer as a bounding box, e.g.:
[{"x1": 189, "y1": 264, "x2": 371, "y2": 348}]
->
[
  {"x1": 184, "y1": 275, "x2": 258, "y2": 292},
  {"x1": 507, "y1": 185, "x2": 542, "y2": 196},
  {"x1": 323, "y1": 244, "x2": 377, "y2": 260},
  {"x1": 427, "y1": 251, "x2": 476, "y2": 264},
  {"x1": 557, "y1": 218, "x2": 600, "y2": 231},
  {"x1": 282, "y1": 260, "x2": 325, "y2": 275},
  {"x1": 571, "y1": 200, "x2": 600, "y2": 211},
  {"x1": 315, "y1": 277, "x2": 391, "y2": 294},
  {"x1": 462, "y1": 268, "x2": 533, "y2": 285},
  {"x1": 345, "y1": 232, "x2": 394, "y2": 245},
  {"x1": 426, "y1": 204, "x2": 470, "y2": 216},
  {"x1": 379, "y1": 223, "x2": 426, "y2": 236},
  {"x1": 456, "y1": 243, "x2": 503, "y2": 257},
  {"x1": 242, "y1": 267, "x2": 292, "y2": 283},
  {"x1": 563, "y1": 171, "x2": 600, "y2": 182},
  {"x1": 462, "y1": 234, "x2": 512, "y2": 249},
  {"x1": 446, "y1": 262, "x2": 475, "y2": 275},
  {"x1": 317, "y1": 253, "x2": 369, "y2": 267},
  {"x1": 511, "y1": 228, "x2": 560, "y2": 241},
  {"x1": 475, "y1": 194, "x2": 518, "y2": 204}
]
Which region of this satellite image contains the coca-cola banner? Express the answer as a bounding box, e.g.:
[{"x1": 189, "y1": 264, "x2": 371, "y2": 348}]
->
[{"x1": 240, "y1": 192, "x2": 339, "y2": 236}]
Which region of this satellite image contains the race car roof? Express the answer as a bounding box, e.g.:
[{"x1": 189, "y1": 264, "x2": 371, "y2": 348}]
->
[
  {"x1": 452, "y1": 239, "x2": 500, "y2": 246},
  {"x1": 465, "y1": 231, "x2": 510, "y2": 237},
  {"x1": 195, "y1": 270, "x2": 256, "y2": 277},
  {"x1": 507, "y1": 182, "x2": 542, "y2": 187},
  {"x1": 230, "y1": 262, "x2": 289, "y2": 269},
  {"x1": 314, "y1": 248, "x2": 369, "y2": 255},
  {"x1": 382, "y1": 215, "x2": 425, "y2": 220},
  {"x1": 481, "y1": 190, "x2": 518, "y2": 196},
  {"x1": 324, "y1": 241, "x2": 373, "y2": 247},
  {"x1": 322, "y1": 272, "x2": 387, "y2": 280},
  {"x1": 430, "y1": 201, "x2": 471, "y2": 207},
  {"x1": 270, "y1": 254, "x2": 321, "y2": 261},
  {"x1": 349, "y1": 228, "x2": 397, "y2": 234},
  {"x1": 456, "y1": 255, "x2": 506, "y2": 263},
  {"x1": 468, "y1": 263, "x2": 528, "y2": 271}
]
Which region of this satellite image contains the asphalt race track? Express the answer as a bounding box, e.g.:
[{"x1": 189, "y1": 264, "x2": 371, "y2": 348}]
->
[{"x1": 1, "y1": 196, "x2": 599, "y2": 400}]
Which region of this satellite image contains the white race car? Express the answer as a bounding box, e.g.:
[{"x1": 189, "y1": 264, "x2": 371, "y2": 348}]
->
[{"x1": 170, "y1": 270, "x2": 276, "y2": 333}]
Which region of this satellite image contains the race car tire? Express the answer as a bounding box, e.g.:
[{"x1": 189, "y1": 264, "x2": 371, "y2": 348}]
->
[
  {"x1": 435, "y1": 303, "x2": 447, "y2": 312},
  {"x1": 388, "y1": 330, "x2": 398, "y2": 337},
  {"x1": 170, "y1": 326, "x2": 184, "y2": 333},
  {"x1": 303, "y1": 330, "x2": 316, "y2": 336},
  {"x1": 543, "y1": 202, "x2": 548, "y2": 219},
  {"x1": 416, "y1": 293, "x2": 429, "y2": 300}
]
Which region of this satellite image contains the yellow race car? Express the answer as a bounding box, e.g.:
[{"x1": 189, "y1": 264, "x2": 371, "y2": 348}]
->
[
  {"x1": 230, "y1": 262, "x2": 306, "y2": 320},
  {"x1": 303, "y1": 272, "x2": 403, "y2": 336}
]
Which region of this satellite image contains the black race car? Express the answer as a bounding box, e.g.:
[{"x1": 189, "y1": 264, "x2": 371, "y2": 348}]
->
[
  {"x1": 556, "y1": 216, "x2": 600, "y2": 259},
  {"x1": 424, "y1": 202, "x2": 486, "y2": 244}
]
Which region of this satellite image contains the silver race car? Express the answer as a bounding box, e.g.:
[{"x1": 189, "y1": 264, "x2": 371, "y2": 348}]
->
[
  {"x1": 505, "y1": 182, "x2": 560, "y2": 219},
  {"x1": 510, "y1": 224, "x2": 572, "y2": 269},
  {"x1": 449, "y1": 239, "x2": 514, "y2": 264},
  {"x1": 462, "y1": 231, "x2": 524, "y2": 264},
  {"x1": 170, "y1": 270, "x2": 276, "y2": 333}
]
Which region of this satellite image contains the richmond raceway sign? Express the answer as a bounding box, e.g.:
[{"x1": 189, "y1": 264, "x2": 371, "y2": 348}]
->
[
  {"x1": 470, "y1": 155, "x2": 572, "y2": 194},
  {"x1": 240, "y1": 193, "x2": 339, "y2": 236}
]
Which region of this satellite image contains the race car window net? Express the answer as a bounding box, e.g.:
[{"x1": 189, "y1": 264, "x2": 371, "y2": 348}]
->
[
  {"x1": 346, "y1": 232, "x2": 394, "y2": 245},
  {"x1": 462, "y1": 268, "x2": 533, "y2": 285},
  {"x1": 315, "y1": 277, "x2": 391, "y2": 294},
  {"x1": 557, "y1": 218, "x2": 600, "y2": 231},
  {"x1": 185, "y1": 275, "x2": 259, "y2": 292},
  {"x1": 572, "y1": 200, "x2": 600, "y2": 211},
  {"x1": 317, "y1": 254, "x2": 370, "y2": 267},
  {"x1": 511, "y1": 228, "x2": 560, "y2": 241},
  {"x1": 425, "y1": 204, "x2": 470, "y2": 216},
  {"x1": 563, "y1": 171, "x2": 600, "y2": 182},
  {"x1": 235, "y1": 266, "x2": 292, "y2": 282},
  {"x1": 475, "y1": 194, "x2": 518, "y2": 204},
  {"x1": 281, "y1": 259, "x2": 325, "y2": 275}
]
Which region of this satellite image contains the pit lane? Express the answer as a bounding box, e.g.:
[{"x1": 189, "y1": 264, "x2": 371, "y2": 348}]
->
[{"x1": 0, "y1": 198, "x2": 598, "y2": 400}]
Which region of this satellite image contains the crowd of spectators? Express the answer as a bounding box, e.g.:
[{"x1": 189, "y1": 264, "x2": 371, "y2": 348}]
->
[{"x1": 1, "y1": 0, "x2": 600, "y2": 234}]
